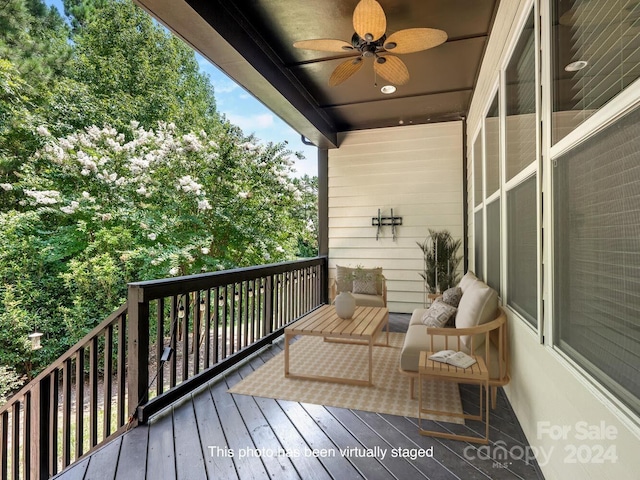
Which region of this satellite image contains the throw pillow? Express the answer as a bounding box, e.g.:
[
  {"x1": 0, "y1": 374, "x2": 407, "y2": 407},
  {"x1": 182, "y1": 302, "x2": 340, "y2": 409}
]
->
[
  {"x1": 353, "y1": 274, "x2": 378, "y2": 295},
  {"x1": 335, "y1": 265, "x2": 354, "y2": 292},
  {"x1": 455, "y1": 279, "x2": 498, "y2": 349},
  {"x1": 435, "y1": 297, "x2": 458, "y2": 326},
  {"x1": 442, "y1": 286, "x2": 463, "y2": 308},
  {"x1": 421, "y1": 301, "x2": 457, "y2": 328}
]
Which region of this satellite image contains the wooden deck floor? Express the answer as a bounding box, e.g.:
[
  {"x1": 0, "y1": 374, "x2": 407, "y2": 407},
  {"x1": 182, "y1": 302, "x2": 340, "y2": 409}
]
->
[{"x1": 53, "y1": 314, "x2": 544, "y2": 480}]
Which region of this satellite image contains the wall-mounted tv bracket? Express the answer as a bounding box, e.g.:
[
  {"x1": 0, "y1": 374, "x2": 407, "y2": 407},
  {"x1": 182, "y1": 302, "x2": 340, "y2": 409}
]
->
[{"x1": 372, "y1": 208, "x2": 403, "y2": 240}]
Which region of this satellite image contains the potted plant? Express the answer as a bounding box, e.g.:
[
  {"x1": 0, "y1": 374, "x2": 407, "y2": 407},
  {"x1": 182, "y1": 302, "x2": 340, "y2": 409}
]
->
[{"x1": 417, "y1": 229, "x2": 462, "y2": 294}]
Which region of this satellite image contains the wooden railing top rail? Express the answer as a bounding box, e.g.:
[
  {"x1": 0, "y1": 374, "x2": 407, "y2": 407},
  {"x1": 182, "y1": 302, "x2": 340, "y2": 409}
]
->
[
  {"x1": 128, "y1": 257, "x2": 327, "y2": 302},
  {"x1": 0, "y1": 302, "x2": 128, "y2": 416}
]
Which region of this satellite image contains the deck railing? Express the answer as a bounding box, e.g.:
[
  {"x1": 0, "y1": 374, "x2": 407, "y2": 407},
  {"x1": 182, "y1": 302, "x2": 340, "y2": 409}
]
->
[{"x1": 0, "y1": 257, "x2": 328, "y2": 479}]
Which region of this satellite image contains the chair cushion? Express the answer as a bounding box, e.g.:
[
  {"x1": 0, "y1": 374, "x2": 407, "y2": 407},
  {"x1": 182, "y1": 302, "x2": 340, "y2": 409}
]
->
[
  {"x1": 336, "y1": 265, "x2": 383, "y2": 295},
  {"x1": 400, "y1": 323, "x2": 502, "y2": 379},
  {"x1": 421, "y1": 301, "x2": 457, "y2": 327},
  {"x1": 351, "y1": 293, "x2": 385, "y2": 307},
  {"x1": 455, "y1": 280, "x2": 498, "y2": 349}
]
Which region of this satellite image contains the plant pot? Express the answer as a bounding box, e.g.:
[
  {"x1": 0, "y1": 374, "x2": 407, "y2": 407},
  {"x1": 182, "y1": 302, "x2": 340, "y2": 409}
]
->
[{"x1": 334, "y1": 291, "x2": 356, "y2": 319}]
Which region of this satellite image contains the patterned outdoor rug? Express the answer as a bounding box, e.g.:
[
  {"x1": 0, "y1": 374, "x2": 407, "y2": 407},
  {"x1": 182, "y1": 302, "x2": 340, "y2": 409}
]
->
[{"x1": 228, "y1": 332, "x2": 463, "y2": 423}]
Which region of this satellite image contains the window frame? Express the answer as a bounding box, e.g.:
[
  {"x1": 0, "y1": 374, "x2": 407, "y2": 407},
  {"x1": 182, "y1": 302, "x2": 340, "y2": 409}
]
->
[{"x1": 498, "y1": 1, "x2": 542, "y2": 336}]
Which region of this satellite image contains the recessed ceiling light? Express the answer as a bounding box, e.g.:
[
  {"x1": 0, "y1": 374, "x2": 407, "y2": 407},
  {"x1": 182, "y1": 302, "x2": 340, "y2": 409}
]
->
[
  {"x1": 381, "y1": 85, "x2": 396, "y2": 94},
  {"x1": 565, "y1": 60, "x2": 588, "y2": 72}
]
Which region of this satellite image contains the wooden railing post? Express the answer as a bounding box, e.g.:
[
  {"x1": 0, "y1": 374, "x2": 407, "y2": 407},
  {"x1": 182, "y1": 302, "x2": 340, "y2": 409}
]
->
[
  {"x1": 127, "y1": 284, "x2": 149, "y2": 424},
  {"x1": 33, "y1": 378, "x2": 50, "y2": 480},
  {"x1": 264, "y1": 276, "x2": 273, "y2": 335},
  {"x1": 320, "y1": 256, "x2": 329, "y2": 305}
]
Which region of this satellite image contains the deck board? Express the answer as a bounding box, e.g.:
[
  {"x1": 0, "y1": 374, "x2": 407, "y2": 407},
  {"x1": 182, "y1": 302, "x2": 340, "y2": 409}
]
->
[
  {"x1": 308, "y1": 404, "x2": 417, "y2": 480},
  {"x1": 252, "y1": 395, "x2": 332, "y2": 480},
  {"x1": 173, "y1": 397, "x2": 208, "y2": 479},
  {"x1": 114, "y1": 424, "x2": 148, "y2": 480},
  {"x1": 53, "y1": 313, "x2": 544, "y2": 480},
  {"x1": 146, "y1": 407, "x2": 176, "y2": 480},
  {"x1": 226, "y1": 368, "x2": 300, "y2": 479},
  {"x1": 191, "y1": 384, "x2": 239, "y2": 479},
  {"x1": 277, "y1": 400, "x2": 365, "y2": 480},
  {"x1": 83, "y1": 436, "x2": 122, "y2": 480},
  {"x1": 210, "y1": 373, "x2": 269, "y2": 479}
]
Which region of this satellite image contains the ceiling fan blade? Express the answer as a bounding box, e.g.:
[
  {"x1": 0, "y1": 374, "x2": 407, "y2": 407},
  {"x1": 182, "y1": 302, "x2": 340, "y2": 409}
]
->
[
  {"x1": 329, "y1": 57, "x2": 364, "y2": 86},
  {"x1": 384, "y1": 28, "x2": 448, "y2": 54},
  {"x1": 293, "y1": 38, "x2": 356, "y2": 53},
  {"x1": 353, "y1": 0, "x2": 386, "y2": 42},
  {"x1": 374, "y1": 55, "x2": 409, "y2": 85}
]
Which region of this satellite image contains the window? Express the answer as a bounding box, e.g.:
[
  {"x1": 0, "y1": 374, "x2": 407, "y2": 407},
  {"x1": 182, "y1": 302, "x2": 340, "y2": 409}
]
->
[
  {"x1": 504, "y1": 7, "x2": 538, "y2": 327},
  {"x1": 507, "y1": 176, "x2": 537, "y2": 327},
  {"x1": 474, "y1": 209, "x2": 484, "y2": 280},
  {"x1": 473, "y1": 133, "x2": 483, "y2": 207},
  {"x1": 505, "y1": 10, "x2": 536, "y2": 181},
  {"x1": 486, "y1": 199, "x2": 500, "y2": 292},
  {"x1": 554, "y1": 104, "x2": 640, "y2": 416},
  {"x1": 552, "y1": 0, "x2": 640, "y2": 144},
  {"x1": 485, "y1": 94, "x2": 500, "y2": 196}
]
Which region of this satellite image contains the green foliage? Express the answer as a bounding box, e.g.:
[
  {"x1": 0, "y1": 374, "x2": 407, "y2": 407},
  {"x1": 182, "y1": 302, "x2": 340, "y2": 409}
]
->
[
  {"x1": 0, "y1": 365, "x2": 24, "y2": 406},
  {"x1": 56, "y1": 0, "x2": 218, "y2": 135},
  {"x1": 417, "y1": 229, "x2": 462, "y2": 293},
  {"x1": 0, "y1": 0, "x2": 319, "y2": 392}
]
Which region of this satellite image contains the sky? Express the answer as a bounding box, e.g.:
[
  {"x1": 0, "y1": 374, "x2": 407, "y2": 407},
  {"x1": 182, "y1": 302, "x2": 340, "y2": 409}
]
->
[{"x1": 43, "y1": 0, "x2": 318, "y2": 178}]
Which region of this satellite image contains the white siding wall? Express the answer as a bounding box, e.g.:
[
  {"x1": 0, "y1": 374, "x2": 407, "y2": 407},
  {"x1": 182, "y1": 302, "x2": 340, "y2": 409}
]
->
[
  {"x1": 468, "y1": 1, "x2": 640, "y2": 479},
  {"x1": 328, "y1": 122, "x2": 463, "y2": 313}
]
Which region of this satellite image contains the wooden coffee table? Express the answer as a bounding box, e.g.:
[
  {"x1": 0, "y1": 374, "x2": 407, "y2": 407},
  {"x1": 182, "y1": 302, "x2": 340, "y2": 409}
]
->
[{"x1": 284, "y1": 305, "x2": 389, "y2": 386}]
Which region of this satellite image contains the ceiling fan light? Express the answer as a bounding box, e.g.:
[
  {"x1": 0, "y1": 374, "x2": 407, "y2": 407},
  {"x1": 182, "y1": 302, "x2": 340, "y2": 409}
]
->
[
  {"x1": 565, "y1": 60, "x2": 588, "y2": 72},
  {"x1": 364, "y1": 33, "x2": 374, "y2": 41},
  {"x1": 384, "y1": 42, "x2": 397, "y2": 50},
  {"x1": 381, "y1": 85, "x2": 396, "y2": 94},
  {"x1": 376, "y1": 56, "x2": 386, "y2": 64}
]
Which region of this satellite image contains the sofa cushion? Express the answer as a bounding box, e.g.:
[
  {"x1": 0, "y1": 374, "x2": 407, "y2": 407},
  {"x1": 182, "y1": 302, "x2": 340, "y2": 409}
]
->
[
  {"x1": 455, "y1": 280, "x2": 498, "y2": 349},
  {"x1": 421, "y1": 301, "x2": 457, "y2": 327},
  {"x1": 458, "y1": 271, "x2": 478, "y2": 294},
  {"x1": 400, "y1": 322, "x2": 502, "y2": 379}
]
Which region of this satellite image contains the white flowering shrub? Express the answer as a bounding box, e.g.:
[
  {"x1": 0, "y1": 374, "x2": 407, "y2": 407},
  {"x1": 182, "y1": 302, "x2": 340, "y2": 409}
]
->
[{"x1": 1, "y1": 121, "x2": 317, "y2": 368}]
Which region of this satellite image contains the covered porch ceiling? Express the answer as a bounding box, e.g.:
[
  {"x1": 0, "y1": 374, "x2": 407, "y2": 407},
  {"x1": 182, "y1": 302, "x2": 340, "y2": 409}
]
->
[{"x1": 134, "y1": 0, "x2": 500, "y2": 149}]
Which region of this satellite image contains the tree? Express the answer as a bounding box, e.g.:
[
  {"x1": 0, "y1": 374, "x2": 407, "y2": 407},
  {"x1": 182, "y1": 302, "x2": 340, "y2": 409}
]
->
[
  {"x1": 0, "y1": 0, "x2": 70, "y2": 205},
  {"x1": 0, "y1": 0, "x2": 318, "y2": 387},
  {"x1": 50, "y1": 0, "x2": 219, "y2": 135}
]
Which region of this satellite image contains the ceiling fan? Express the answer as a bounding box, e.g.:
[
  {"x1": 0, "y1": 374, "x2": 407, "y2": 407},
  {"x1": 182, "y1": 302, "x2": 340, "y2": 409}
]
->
[{"x1": 293, "y1": 0, "x2": 447, "y2": 87}]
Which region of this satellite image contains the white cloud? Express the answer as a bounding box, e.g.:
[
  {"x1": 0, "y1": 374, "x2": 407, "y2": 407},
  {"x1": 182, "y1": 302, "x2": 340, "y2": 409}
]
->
[
  {"x1": 227, "y1": 113, "x2": 275, "y2": 131},
  {"x1": 215, "y1": 81, "x2": 240, "y2": 95}
]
